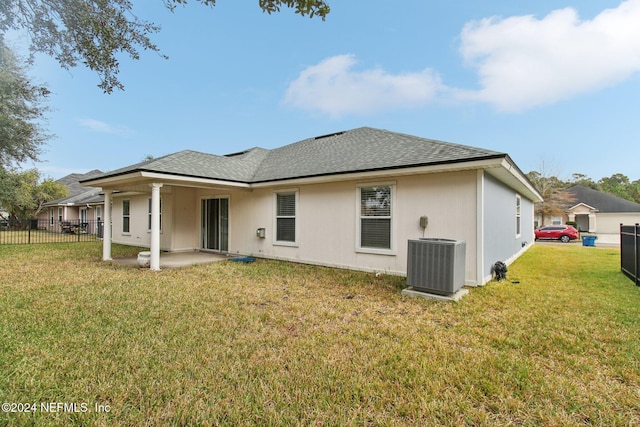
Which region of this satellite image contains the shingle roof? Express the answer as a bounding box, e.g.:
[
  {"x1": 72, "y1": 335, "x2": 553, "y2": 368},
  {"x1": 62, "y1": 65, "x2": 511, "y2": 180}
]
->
[
  {"x1": 102, "y1": 148, "x2": 270, "y2": 182},
  {"x1": 44, "y1": 170, "x2": 105, "y2": 206},
  {"x1": 566, "y1": 185, "x2": 640, "y2": 213},
  {"x1": 252, "y1": 127, "x2": 503, "y2": 182},
  {"x1": 83, "y1": 127, "x2": 505, "y2": 184}
]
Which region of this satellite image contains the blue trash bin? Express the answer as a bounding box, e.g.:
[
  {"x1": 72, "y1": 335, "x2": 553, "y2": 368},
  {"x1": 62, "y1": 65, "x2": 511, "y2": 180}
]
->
[{"x1": 582, "y1": 235, "x2": 596, "y2": 247}]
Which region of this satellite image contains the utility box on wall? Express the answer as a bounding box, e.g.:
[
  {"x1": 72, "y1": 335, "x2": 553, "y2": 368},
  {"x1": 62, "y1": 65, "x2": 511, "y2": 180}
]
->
[{"x1": 407, "y1": 238, "x2": 466, "y2": 295}]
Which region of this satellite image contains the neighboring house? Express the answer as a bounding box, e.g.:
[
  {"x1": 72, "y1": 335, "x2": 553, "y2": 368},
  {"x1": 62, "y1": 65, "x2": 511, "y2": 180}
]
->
[
  {"x1": 81, "y1": 127, "x2": 542, "y2": 285},
  {"x1": 38, "y1": 170, "x2": 105, "y2": 233},
  {"x1": 561, "y1": 185, "x2": 640, "y2": 237}
]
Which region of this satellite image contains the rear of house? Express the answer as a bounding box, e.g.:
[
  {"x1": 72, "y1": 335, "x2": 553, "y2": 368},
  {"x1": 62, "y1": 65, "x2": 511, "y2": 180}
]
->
[{"x1": 82, "y1": 127, "x2": 541, "y2": 285}]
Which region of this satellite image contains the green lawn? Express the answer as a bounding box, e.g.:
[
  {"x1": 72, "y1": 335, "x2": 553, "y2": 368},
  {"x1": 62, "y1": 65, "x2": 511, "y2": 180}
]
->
[{"x1": 0, "y1": 243, "x2": 638, "y2": 426}]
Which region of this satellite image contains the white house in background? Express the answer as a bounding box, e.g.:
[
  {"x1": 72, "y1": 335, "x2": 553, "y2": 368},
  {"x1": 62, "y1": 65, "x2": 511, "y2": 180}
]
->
[
  {"x1": 563, "y1": 185, "x2": 640, "y2": 239},
  {"x1": 81, "y1": 127, "x2": 542, "y2": 284},
  {"x1": 38, "y1": 170, "x2": 105, "y2": 234}
]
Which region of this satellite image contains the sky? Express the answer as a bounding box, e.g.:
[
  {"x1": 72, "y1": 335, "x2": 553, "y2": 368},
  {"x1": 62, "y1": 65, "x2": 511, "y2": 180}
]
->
[{"x1": 9, "y1": 0, "x2": 640, "y2": 181}]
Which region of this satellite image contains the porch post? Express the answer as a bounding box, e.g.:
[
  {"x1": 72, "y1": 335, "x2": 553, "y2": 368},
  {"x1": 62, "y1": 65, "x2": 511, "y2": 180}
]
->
[
  {"x1": 150, "y1": 183, "x2": 163, "y2": 271},
  {"x1": 102, "y1": 190, "x2": 112, "y2": 261}
]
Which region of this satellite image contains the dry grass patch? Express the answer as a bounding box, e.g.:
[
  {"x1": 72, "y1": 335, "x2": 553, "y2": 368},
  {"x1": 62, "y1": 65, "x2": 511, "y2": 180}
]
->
[{"x1": 0, "y1": 243, "x2": 638, "y2": 426}]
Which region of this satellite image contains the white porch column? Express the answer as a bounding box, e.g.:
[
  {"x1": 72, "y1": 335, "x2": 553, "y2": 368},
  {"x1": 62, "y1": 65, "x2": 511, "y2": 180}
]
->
[
  {"x1": 102, "y1": 190, "x2": 113, "y2": 261},
  {"x1": 150, "y1": 183, "x2": 163, "y2": 271}
]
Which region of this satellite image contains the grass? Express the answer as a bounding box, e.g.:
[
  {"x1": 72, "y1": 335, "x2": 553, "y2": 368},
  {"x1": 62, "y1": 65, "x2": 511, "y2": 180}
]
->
[{"x1": 0, "y1": 243, "x2": 638, "y2": 426}]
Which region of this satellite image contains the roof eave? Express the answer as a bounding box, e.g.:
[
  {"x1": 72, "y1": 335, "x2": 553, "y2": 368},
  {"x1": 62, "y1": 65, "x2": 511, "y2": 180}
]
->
[
  {"x1": 250, "y1": 155, "x2": 511, "y2": 188},
  {"x1": 81, "y1": 169, "x2": 252, "y2": 190}
]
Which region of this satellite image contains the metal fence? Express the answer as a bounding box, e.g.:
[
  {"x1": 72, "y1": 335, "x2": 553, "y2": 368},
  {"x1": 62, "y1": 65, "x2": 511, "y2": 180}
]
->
[
  {"x1": 0, "y1": 219, "x2": 104, "y2": 245},
  {"x1": 620, "y1": 223, "x2": 640, "y2": 286}
]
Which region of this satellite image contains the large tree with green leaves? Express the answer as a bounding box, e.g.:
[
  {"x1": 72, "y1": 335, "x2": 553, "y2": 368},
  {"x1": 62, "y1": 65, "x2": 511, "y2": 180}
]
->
[
  {"x1": 0, "y1": 0, "x2": 330, "y2": 93},
  {"x1": 0, "y1": 168, "x2": 67, "y2": 220},
  {"x1": 0, "y1": 36, "x2": 50, "y2": 170}
]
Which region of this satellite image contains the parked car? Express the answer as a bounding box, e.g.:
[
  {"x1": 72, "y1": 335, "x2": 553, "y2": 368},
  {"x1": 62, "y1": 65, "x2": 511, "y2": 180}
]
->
[{"x1": 534, "y1": 225, "x2": 579, "y2": 243}]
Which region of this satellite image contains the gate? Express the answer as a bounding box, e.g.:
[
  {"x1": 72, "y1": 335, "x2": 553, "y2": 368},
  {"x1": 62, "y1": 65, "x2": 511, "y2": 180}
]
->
[
  {"x1": 0, "y1": 218, "x2": 103, "y2": 245},
  {"x1": 620, "y1": 223, "x2": 640, "y2": 286}
]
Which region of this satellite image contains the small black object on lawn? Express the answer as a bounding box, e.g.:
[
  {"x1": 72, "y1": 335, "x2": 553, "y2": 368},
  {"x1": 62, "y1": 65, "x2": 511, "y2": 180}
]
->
[{"x1": 492, "y1": 261, "x2": 508, "y2": 281}]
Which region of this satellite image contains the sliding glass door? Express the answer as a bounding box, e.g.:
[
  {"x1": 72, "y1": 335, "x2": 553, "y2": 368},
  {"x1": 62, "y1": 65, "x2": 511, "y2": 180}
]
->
[{"x1": 201, "y1": 198, "x2": 229, "y2": 252}]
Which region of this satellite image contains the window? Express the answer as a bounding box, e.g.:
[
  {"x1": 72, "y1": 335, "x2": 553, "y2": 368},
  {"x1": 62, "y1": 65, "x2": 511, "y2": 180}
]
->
[
  {"x1": 515, "y1": 194, "x2": 522, "y2": 237},
  {"x1": 551, "y1": 216, "x2": 562, "y2": 225},
  {"x1": 122, "y1": 200, "x2": 130, "y2": 233},
  {"x1": 148, "y1": 198, "x2": 162, "y2": 231},
  {"x1": 275, "y1": 192, "x2": 296, "y2": 244},
  {"x1": 58, "y1": 207, "x2": 63, "y2": 222},
  {"x1": 358, "y1": 184, "x2": 393, "y2": 251},
  {"x1": 50, "y1": 208, "x2": 55, "y2": 225}
]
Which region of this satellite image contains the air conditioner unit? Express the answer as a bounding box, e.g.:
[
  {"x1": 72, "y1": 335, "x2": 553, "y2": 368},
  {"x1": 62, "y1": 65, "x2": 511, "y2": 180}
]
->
[{"x1": 407, "y1": 238, "x2": 466, "y2": 295}]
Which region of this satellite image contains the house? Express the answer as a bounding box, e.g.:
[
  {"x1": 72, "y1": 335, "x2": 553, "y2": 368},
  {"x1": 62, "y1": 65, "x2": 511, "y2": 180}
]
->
[
  {"x1": 81, "y1": 127, "x2": 542, "y2": 285},
  {"x1": 38, "y1": 170, "x2": 105, "y2": 234},
  {"x1": 562, "y1": 185, "x2": 640, "y2": 242}
]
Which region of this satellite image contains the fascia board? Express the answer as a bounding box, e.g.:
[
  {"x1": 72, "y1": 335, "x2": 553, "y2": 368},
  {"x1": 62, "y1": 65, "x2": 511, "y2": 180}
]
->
[{"x1": 82, "y1": 171, "x2": 251, "y2": 190}]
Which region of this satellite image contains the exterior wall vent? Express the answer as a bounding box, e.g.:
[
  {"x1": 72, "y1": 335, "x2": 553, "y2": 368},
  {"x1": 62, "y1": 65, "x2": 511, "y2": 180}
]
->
[{"x1": 407, "y1": 238, "x2": 466, "y2": 295}]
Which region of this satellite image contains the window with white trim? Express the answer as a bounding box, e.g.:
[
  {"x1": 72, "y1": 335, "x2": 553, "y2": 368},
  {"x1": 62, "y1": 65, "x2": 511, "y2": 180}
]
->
[
  {"x1": 551, "y1": 216, "x2": 562, "y2": 225},
  {"x1": 515, "y1": 194, "x2": 522, "y2": 237},
  {"x1": 275, "y1": 192, "x2": 296, "y2": 244},
  {"x1": 358, "y1": 184, "x2": 393, "y2": 251},
  {"x1": 122, "y1": 200, "x2": 130, "y2": 233}
]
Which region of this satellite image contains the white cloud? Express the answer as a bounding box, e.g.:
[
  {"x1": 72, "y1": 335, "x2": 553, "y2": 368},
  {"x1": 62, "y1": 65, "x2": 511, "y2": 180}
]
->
[
  {"x1": 284, "y1": 1, "x2": 640, "y2": 116},
  {"x1": 457, "y1": 0, "x2": 640, "y2": 111},
  {"x1": 77, "y1": 118, "x2": 133, "y2": 136},
  {"x1": 283, "y1": 54, "x2": 443, "y2": 118}
]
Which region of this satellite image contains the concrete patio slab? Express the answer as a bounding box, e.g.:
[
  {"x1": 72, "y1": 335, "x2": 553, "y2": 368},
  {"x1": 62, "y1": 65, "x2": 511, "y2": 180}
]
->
[
  {"x1": 401, "y1": 287, "x2": 469, "y2": 302},
  {"x1": 111, "y1": 251, "x2": 230, "y2": 269}
]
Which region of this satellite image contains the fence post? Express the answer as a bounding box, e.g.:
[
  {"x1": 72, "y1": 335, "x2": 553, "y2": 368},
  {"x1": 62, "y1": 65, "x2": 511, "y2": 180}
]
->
[{"x1": 636, "y1": 223, "x2": 640, "y2": 287}]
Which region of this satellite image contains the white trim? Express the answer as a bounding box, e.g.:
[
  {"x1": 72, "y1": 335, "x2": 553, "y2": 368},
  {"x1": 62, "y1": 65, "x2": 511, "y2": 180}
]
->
[
  {"x1": 273, "y1": 189, "x2": 299, "y2": 247},
  {"x1": 254, "y1": 158, "x2": 506, "y2": 189},
  {"x1": 515, "y1": 193, "x2": 522, "y2": 238},
  {"x1": 355, "y1": 182, "x2": 396, "y2": 255},
  {"x1": 147, "y1": 197, "x2": 163, "y2": 232},
  {"x1": 85, "y1": 171, "x2": 252, "y2": 190},
  {"x1": 102, "y1": 191, "x2": 112, "y2": 261},
  {"x1": 121, "y1": 199, "x2": 131, "y2": 234},
  {"x1": 150, "y1": 183, "x2": 163, "y2": 271},
  {"x1": 476, "y1": 170, "x2": 485, "y2": 287},
  {"x1": 199, "y1": 195, "x2": 231, "y2": 252}
]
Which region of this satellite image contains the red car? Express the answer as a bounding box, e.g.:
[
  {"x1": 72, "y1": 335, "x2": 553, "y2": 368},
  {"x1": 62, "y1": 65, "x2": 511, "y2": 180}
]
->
[{"x1": 534, "y1": 224, "x2": 579, "y2": 243}]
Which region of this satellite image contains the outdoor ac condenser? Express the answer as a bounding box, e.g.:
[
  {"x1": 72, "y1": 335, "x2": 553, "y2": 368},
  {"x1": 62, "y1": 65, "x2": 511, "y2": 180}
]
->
[{"x1": 407, "y1": 238, "x2": 466, "y2": 295}]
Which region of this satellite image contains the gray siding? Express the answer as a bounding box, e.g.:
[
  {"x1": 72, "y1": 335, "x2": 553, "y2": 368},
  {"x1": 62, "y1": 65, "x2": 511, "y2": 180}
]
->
[{"x1": 483, "y1": 173, "x2": 534, "y2": 281}]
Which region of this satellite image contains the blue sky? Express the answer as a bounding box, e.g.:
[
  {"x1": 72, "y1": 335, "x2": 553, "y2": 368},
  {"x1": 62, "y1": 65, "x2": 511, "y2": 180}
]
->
[{"x1": 11, "y1": 0, "x2": 640, "y2": 181}]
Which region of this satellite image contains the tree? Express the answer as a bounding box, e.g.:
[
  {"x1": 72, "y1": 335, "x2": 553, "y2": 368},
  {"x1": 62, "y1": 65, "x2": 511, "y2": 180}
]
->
[
  {"x1": 0, "y1": 0, "x2": 330, "y2": 93},
  {"x1": 0, "y1": 36, "x2": 50, "y2": 170},
  {"x1": 597, "y1": 173, "x2": 639, "y2": 203},
  {"x1": 0, "y1": 168, "x2": 67, "y2": 220},
  {"x1": 526, "y1": 169, "x2": 575, "y2": 226},
  {"x1": 568, "y1": 173, "x2": 597, "y2": 190}
]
